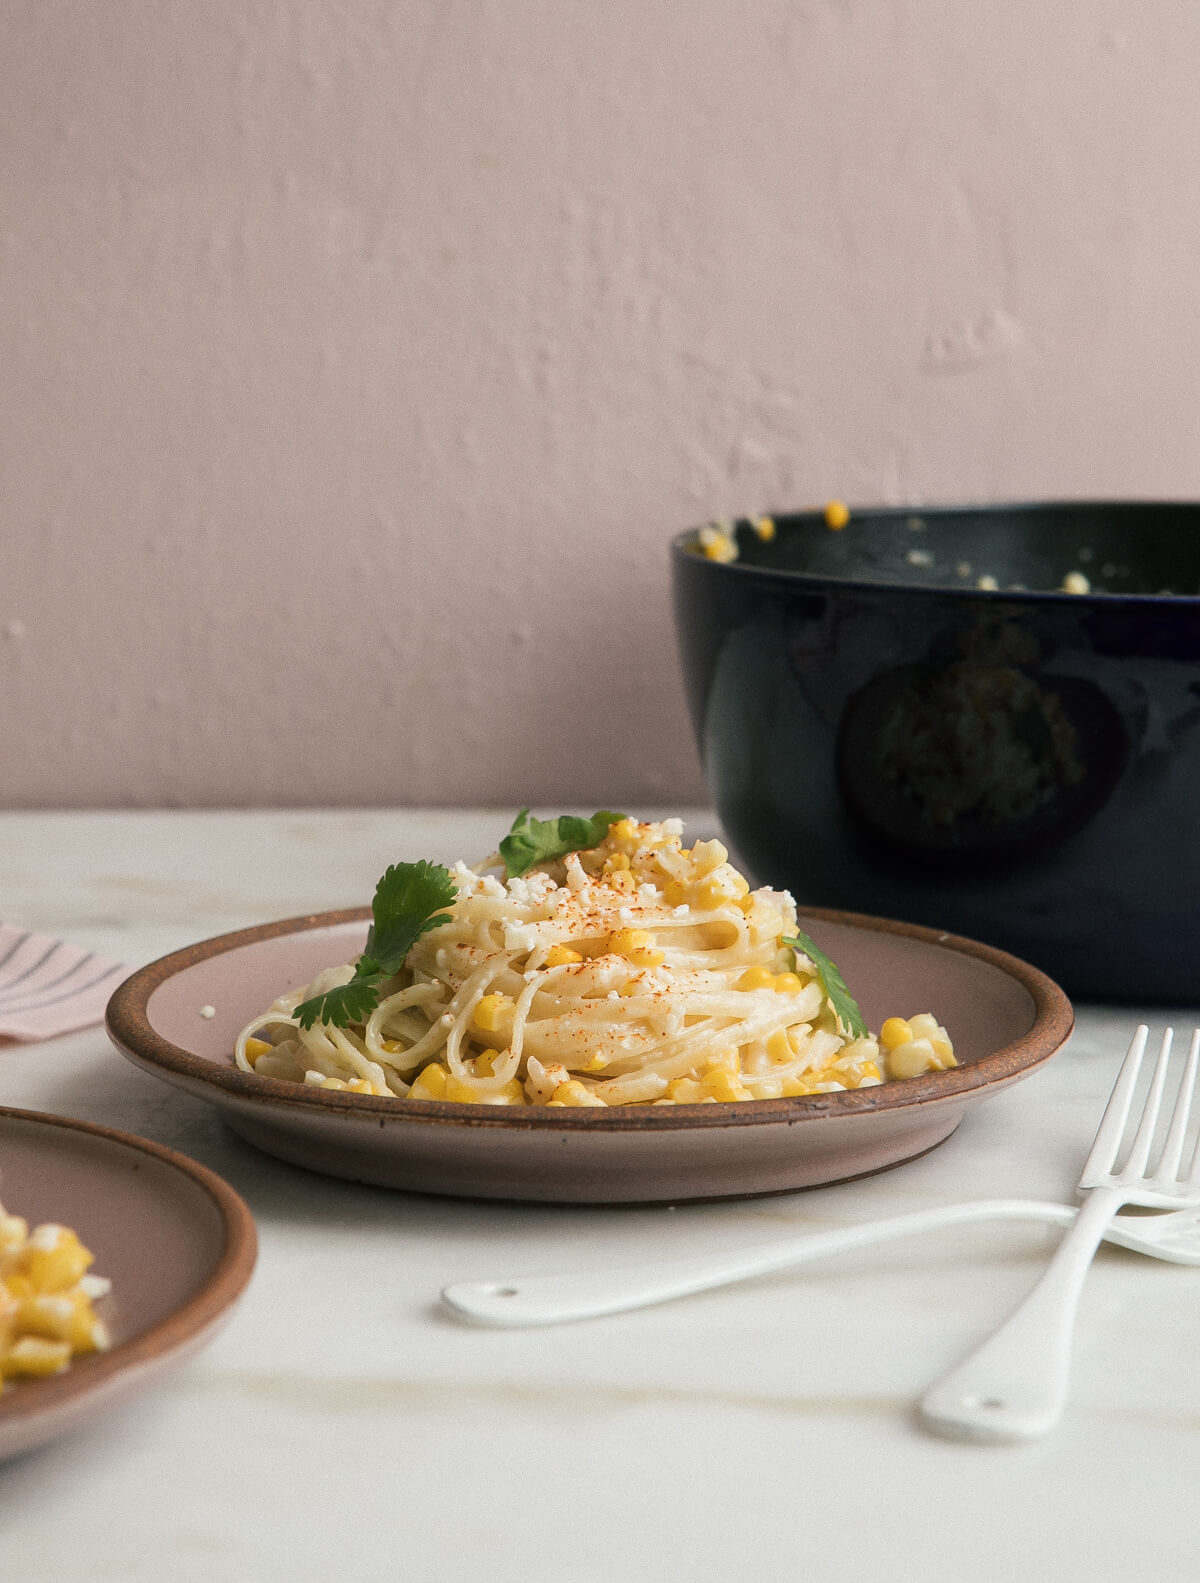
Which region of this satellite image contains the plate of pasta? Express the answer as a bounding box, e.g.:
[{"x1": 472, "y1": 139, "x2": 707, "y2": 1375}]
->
[{"x1": 106, "y1": 812, "x2": 1072, "y2": 1202}]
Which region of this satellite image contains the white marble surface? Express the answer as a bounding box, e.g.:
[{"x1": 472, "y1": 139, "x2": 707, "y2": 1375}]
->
[{"x1": 1, "y1": 809, "x2": 1197, "y2": 1583}]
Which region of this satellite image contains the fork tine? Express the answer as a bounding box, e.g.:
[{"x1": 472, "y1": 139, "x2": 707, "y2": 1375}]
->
[
  {"x1": 1081, "y1": 1023, "x2": 1148, "y2": 1181},
  {"x1": 1126, "y1": 1027, "x2": 1174, "y2": 1176},
  {"x1": 1181, "y1": 1031, "x2": 1200, "y2": 1186},
  {"x1": 1159, "y1": 1028, "x2": 1200, "y2": 1181}
]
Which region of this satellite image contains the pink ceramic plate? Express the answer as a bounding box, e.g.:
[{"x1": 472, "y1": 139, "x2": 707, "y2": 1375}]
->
[
  {"x1": 0, "y1": 1109, "x2": 257, "y2": 1460},
  {"x1": 105, "y1": 907, "x2": 1073, "y2": 1204}
]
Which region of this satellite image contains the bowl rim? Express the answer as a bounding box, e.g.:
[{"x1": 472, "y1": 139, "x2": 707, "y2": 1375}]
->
[
  {"x1": 671, "y1": 502, "x2": 1200, "y2": 602},
  {"x1": 0, "y1": 1106, "x2": 257, "y2": 1425},
  {"x1": 106, "y1": 905, "x2": 1074, "y2": 1132}
]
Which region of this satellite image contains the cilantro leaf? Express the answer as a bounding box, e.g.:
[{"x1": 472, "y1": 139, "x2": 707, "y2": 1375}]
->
[
  {"x1": 499, "y1": 808, "x2": 626, "y2": 878},
  {"x1": 364, "y1": 860, "x2": 458, "y2": 973},
  {"x1": 295, "y1": 974, "x2": 385, "y2": 1032},
  {"x1": 783, "y1": 930, "x2": 868, "y2": 1040},
  {"x1": 294, "y1": 858, "x2": 457, "y2": 1030}
]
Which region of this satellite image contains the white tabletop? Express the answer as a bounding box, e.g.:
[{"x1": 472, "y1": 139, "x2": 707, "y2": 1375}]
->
[{"x1": 1, "y1": 809, "x2": 1195, "y2": 1583}]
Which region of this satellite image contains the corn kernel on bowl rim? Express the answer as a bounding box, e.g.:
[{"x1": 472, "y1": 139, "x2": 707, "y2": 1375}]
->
[{"x1": 106, "y1": 905, "x2": 1073, "y2": 1131}]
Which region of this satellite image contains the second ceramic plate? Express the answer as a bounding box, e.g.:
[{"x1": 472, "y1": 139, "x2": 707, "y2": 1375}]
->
[
  {"x1": 0, "y1": 1109, "x2": 256, "y2": 1460},
  {"x1": 105, "y1": 907, "x2": 1072, "y2": 1204}
]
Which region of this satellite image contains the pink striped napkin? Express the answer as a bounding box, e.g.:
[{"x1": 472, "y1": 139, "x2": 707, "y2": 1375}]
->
[{"x1": 0, "y1": 924, "x2": 128, "y2": 1043}]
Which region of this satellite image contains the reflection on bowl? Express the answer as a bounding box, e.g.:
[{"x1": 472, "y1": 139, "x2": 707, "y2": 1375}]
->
[
  {"x1": 836, "y1": 657, "x2": 1127, "y2": 865},
  {"x1": 672, "y1": 502, "x2": 1200, "y2": 1001}
]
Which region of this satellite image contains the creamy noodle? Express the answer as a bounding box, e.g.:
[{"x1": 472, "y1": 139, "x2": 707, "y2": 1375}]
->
[{"x1": 235, "y1": 817, "x2": 955, "y2": 1106}]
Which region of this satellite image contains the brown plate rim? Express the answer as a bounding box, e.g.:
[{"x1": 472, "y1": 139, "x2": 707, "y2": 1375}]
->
[
  {"x1": 0, "y1": 1107, "x2": 258, "y2": 1428},
  {"x1": 105, "y1": 905, "x2": 1074, "y2": 1130}
]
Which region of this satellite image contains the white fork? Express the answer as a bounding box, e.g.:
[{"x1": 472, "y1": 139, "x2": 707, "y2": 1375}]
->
[{"x1": 919, "y1": 1025, "x2": 1200, "y2": 1443}]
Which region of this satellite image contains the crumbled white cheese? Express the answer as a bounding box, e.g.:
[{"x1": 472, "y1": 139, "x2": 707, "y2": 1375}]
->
[
  {"x1": 565, "y1": 853, "x2": 587, "y2": 892},
  {"x1": 198, "y1": 1004, "x2": 216, "y2": 1019}
]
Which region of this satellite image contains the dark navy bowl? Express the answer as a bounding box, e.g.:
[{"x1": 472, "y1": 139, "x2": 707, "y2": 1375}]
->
[{"x1": 672, "y1": 503, "x2": 1200, "y2": 1003}]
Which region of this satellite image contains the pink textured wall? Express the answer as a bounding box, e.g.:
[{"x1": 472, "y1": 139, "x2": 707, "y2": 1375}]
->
[{"x1": 3, "y1": 2, "x2": 1200, "y2": 808}]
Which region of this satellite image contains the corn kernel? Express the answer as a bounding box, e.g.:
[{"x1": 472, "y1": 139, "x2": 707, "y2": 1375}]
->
[
  {"x1": 545, "y1": 944, "x2": 582, "y2": 967},
  {"x1": 0, "y1": 1290, "x2": 17, "y2": 1353},
  {"x1": 488, "y1": 1079, "x2": 527, "y2": 1105},
  {"x1": 700, "y1": 1069, "x2": 752, "y2": 1102},
  {"x1": 244, "y1": 1037, "x2": 272, "y2": 1062},
  {"x1": 879, "y1": 1017, "x2": 913, "y2": 1050},
  {"x1": 705, "y1": 1046, "x2": 740, "y2": 1075},
  {"x1": 767, "y1": 1028, "x2": 794, "y2": 1061},
  {"x1": 611, "y1": 818, "x2": 640, "y2": 843},
  {"x1": 16, "y1": 1291, "x2": 102, "y2": 1352},
  {"x1": 0, "y1": 1215, "x2": 29, "y2": 1253},
  {"x1": 738, "y1": 965, "x2": 775, "y2": 992},
  {"x1": 689, "y1": 838, "x2": 729, "y2": 877},
  {"x1": 699, "y1": 523, "x2": 738, "y2": 562},
  {"x1": 668, "y1": 1078, "x2": 705, "y2": 1103},
  {"x1": 607, "y1": 928, "x2": 655, "y2": 957},
  {"x1": 693, "y1": 880, "x2": 729, "y2": 910},
  {"x1": 22, "y1": 1228, "x2": 92, "y2": 1294},
  {"x1": 773, "y1": 972, "x2": 805, "y2": 994},
  {"x1": 604, "y1": 852, "x2": 631, "y2": 872},
  {"x1": 1, "y1": 1335, "x2": 72, "y2": 1378},
  {"x1": 626, "y1": 947, "x2": 665, "y2": 969},
  {"x1": 824, "y1": 499, "x2": 850, "y2": 530},
  {"x1": 472, "y1": 993, "x2": 513, "y2": 1033},
  {"x1": 408, "y1": 1063, "x2": 449, "y2": 1101},
  {"x1": 752, "y1": 515, "x2": 775, "y2": 541},
  {"x1": 445, "y1": 1076, "x2": 483, "y2": 1104}
]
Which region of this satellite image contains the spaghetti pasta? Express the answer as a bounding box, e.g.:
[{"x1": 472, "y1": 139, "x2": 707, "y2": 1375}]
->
[{"x1": 235, "y1": 816, "x2": 955, "y2": 1106}]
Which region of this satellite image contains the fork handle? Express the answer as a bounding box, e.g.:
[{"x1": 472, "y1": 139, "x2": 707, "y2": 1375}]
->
[
  {"x1": 441, "y1": 1199, "x2": 1080, "y2": 1327},
  {"x1": 918, "y1": 1186, "x2": 1125, "y2": 1443}
]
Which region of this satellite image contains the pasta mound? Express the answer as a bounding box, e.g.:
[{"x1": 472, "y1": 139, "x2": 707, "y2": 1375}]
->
[{"x1": 236, "y1": 818, "x2": 954, "y2": 1107}]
